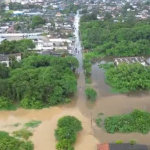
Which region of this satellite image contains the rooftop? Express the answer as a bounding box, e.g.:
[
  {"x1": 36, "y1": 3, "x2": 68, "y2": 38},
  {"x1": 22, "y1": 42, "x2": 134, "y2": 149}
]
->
[
  {"x1": 114, "y1": 57, "x2": 149, "y2": 66},
  {"x1": 97, "y1": 143, "x2": 149, "y2": 150}
]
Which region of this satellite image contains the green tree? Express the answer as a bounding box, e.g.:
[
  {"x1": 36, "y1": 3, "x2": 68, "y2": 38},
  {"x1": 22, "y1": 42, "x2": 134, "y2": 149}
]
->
[{"x1": 85, "y1": 87, "x2": 97, "y2": 101}]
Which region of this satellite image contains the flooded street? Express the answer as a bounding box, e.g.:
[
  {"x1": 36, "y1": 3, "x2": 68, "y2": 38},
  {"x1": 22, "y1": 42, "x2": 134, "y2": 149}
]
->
[{"x1": 0, "y1": 12, "x2": 150, "y2": 150}]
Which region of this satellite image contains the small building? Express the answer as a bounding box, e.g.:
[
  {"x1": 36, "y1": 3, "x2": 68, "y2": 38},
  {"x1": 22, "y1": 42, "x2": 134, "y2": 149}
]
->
[
  {"x1": 0, "y1": 37, "x2": 7, "y2": 44},
  {"x1": 0, "y1": 53, "x2": 21, "y2": 67},
  {"x1": 114, "y1": 57, "x2": 149, "y2": 67},
  {"x1": 97, "y1": 143, "x2": 149, "y2": 150},
  {"x1": 13, "y1": 11, "x2": 24, "y2": 15}
]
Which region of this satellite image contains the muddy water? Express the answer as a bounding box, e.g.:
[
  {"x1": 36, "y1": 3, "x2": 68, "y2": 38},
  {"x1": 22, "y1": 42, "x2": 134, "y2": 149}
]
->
[{"x1": 0, "y1": 12, "x2": 150, "y2": 150}]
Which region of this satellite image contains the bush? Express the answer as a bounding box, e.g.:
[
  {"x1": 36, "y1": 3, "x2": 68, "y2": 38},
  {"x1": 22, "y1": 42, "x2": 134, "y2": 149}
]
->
[
  {"x1": 104, "y1": 109, "x2": 150, "y2": 134},
  {"x1": 85, "y1": 87, "x2": 97, "y2": 101},
  {"x1": 13, "y1": 129, "x2": 33, "y2": 140},
  {"x1": 55, "y1": 116, "x2": 82, "y2": 150},
  {"x1": 24, "y1": 120, "x2": 41, "y2": 128},
  {"x1": 130, "y1": 140, "x2": 137, "y2": 145},
  {"x1": 116, "y1": 140, "x2": 123, "y2": 144},
  {"x1": 57, "y1": 116, "x2": 82, "y2": 132}
]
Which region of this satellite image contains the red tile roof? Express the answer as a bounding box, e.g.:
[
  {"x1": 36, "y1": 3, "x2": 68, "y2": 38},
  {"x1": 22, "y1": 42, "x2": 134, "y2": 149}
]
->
[{"x1": 97, "y1": 143, "x2": 110, "y2": 150}]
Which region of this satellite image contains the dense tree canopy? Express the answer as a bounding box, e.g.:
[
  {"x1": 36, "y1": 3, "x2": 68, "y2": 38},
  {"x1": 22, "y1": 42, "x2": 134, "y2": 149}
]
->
[
  {"x1": 0, "y1": 55, "x2": 78, "y2": 109},
  {"x1": 80, "y1": 19, "x2": 150, "y2": 56},
  {"x1": 61, "y1": 4, "x2": 80, "y2": 14},
  {"x1": 0, "y1": 39, "x2": 35, "y2": 54},
  {"x1": 105, "y1": 63, "x2": 150, "y2": 91},
  {"x1": 104, "y1": 109, "x2": 150, "y2": 134}
]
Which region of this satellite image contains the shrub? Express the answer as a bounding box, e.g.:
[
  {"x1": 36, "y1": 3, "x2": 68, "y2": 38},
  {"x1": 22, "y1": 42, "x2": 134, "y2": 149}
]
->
[
  {"x1": 13, "y1": 129, "x2": 32, "y2": 140},
  {"x1": 0, "y1": 96, "x2": 12, "y2": 110},
  {"x1": 57, "y1": 116, "x2": 82, "y2": 132},
  {"x1": 85, "y1": 87, "x2": 97, "y2": 101},
  {"x1": 130, "y1": 140, "x2": 137, "y2": 145},
  {"x1": 95, "y1": 118, "x2": 102, "y2": 127},
  {"x1": 116, "y1": 140, "x2": 123, "y2": 144},
  {"x1": 55, "y1": 116, "x2": 82, "y2": 150},
  {"x1": 104, "y1": 109, "x2": 150, "y2": 134},
  {"x1": 24, "y1": 120, "x2": 41, "y2": 128}
]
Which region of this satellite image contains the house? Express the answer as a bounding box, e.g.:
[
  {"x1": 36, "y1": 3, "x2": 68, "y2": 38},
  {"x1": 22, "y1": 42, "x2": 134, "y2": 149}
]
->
[
  {"x1": 114, "y1": 57, "x2": 149, "y2": 67},
  {"x1": 97, "y1": 143, "x2": 149, "y2": 150},
  {"x1": 55, "y1": 12, "x2": 62, "y2": 17},
  {"x1": 0, "y1": 53, "x2": 21, "y2": 67},
  {"x1": 0, "y1": 37, "x2": 7, "y2": 44},
  {"x1": 13, "y1": 11, "x2": 24, "y2": 15}
]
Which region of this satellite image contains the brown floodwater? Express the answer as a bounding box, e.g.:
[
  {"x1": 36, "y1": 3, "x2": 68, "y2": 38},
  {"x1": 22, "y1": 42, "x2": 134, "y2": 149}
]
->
[{"x1": 0, "y1": 12, "x2": 150, "y2": 150}]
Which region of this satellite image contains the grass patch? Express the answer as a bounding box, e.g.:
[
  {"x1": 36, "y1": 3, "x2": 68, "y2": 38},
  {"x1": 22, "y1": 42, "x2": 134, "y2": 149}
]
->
[
  {"x1": 85, "y1": 76, "x2": 92, "y2": 84},
  {"x1": 13, "y1": 123, "x2": 20, "y2": 127},
  {"x1": 13, "y1": 129, "x2": 32, "y2": 140},
  {"x1": 99, "y1": 62, "x2": 114, "y2": 70},
  {"x1": 110, "y1": 87, "x2": 129, "y2": 94},
  {"x1": 24, "y1": 120, "x2": 41, "y2": 128},
  {"x1": 0, "y1": 131, "x2": 9, "y2": 139},
  {"x1": 104, "y1": 109, "x2": 150, "y2": 134}
]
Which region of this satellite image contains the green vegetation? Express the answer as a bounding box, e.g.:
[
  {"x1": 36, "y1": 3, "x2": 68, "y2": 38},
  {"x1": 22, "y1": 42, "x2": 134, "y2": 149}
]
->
[
  {"x1": 13, "y1": 129, "x2": 33, "y2": 140},
  {"x1": 0, "y1": 55, "x2": 78, "y2": 109},
  {"x1": 85, "y1": 87, "x2": 97, "y2": 101},
  {"x1": 0, "y1": 131, "x2": 33, "y2": 150},
  {"x1": 0, "y1": 39, "x2": 35, "y2": 54},
  {"x1": 25, "y1": 120, "x2": 42, "y2": 128},
  {"x1": 99, "y1": 63, "x2": 114, "y2": 70},
  {"x1": 116, "y1": 140, "x2": 123, "y2": 144},
  {"x1": 13, "y1": 123, "x2": 20, "y2": 127},
  {"x1": 104, "y1": 109, "x2": 150, "y2": 134},
  {"x1": 55, "y1": 116, "x2": 82, "y2": 150},
  {"x1": 31, "y1": 16, "x2": 46, "y2": 29},
  {"x1": 129, "y1": 140, "x2": 137, "y2": 145},
  {"x1": 80, "y1": 17, "x2": 150, "y2": 57},
  {"x1": 80, "y1": 13, "x2": 97, "y2": 22},
  {"x1": 95, "y1": 118, "x2": 102, "y2": 127},
  {"x1": 61, "y1": 4, "x2": 80, "y2": 14},
  {"x1": 105, "y1": 63, "x2": 150, "y2": 91},
  {"x1": 95, "y1": 112, "x2": 104, "y2": 127}
]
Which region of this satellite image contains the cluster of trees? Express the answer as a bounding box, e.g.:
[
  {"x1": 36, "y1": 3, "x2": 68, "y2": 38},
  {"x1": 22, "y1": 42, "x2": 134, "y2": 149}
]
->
[
  {"x1": 104, "y1": 109, "x2": 150, "y2": 134},
  {"x1": 31, "y1": 15, "x2": 46, "y2": 29},
  {"x1": 0, "y1": 55, "x2": 78, "y2": 109},
  {"x1": 61, "y1": 4, "x2": 80, "y2": 14},
  {"x1": 9, "y1": 2, "x2": 42, "y2": 10},
  {"x1": 105, "y1": 63, "x2": 150, "y2": 91},
  {"x1": 80, "y1": 13, "x2": 97, "y2": 22},
  {"x1": 55, "y1": 116, "x2": 82, "y2": 150},
  {"x1": 0, "y1": 39, "x2": 35, "y2": 54},
  {"x1": 0, "y1": 131, "x2": 33, "y2": 150},
  {"x1": 80, "y1": 18, "x2": 150, "y2": 56},
  {"x1": 85, "y1": 87, "x2": 97, "y2": 101}
]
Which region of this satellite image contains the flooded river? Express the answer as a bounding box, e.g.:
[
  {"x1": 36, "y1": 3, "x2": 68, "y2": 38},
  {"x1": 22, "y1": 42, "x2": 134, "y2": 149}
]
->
[{"x1": 0, "y1": 12, "x2": 150, "y2": 150}]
